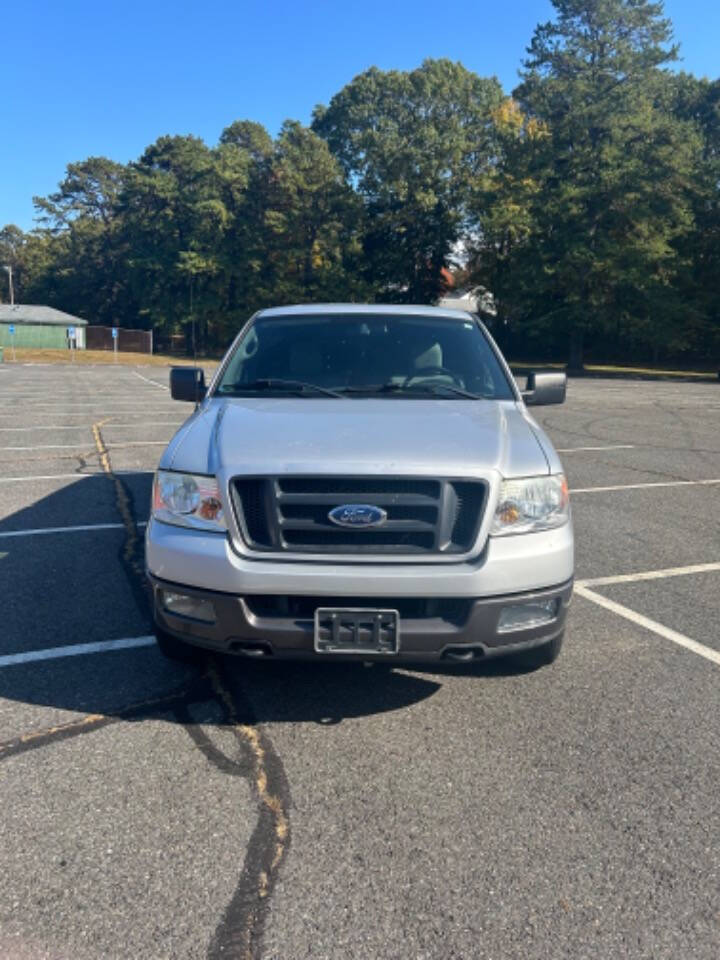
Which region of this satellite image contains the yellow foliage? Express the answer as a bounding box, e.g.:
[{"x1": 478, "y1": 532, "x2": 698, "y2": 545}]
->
[
  {"x1": 490, "y1": 98, "x2": 548, "y2": 141},
  {"x1": 526, "y1": 117, "x2": 548, "y2": 140},
  {"x1": 491, "y1": 98, "x2": 525, "y2": 135},
  {"x1": 312, "y1": 239, "x2": 329, "y2": 270}
]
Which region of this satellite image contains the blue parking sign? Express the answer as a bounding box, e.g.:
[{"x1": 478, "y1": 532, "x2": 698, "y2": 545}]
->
[
  {"x1": 112, "y1": 327, "x2": 118, "y2": 339},
  {"x1": 8, "y1": 324, "x2": 15, "y2": 335},
  {"x1": 68, "y1": 326, "x2": 76, "y2": 338}
]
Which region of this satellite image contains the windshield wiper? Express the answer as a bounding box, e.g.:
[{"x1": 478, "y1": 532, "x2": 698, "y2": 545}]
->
[
  {"x1": 340, "y1": 382, "x2": 483, "y2": 399},
  {"x1": 402, "y1": 382, "x2": 484, "y2": 400},
  {"x1": 221, "y1": 379, "x2": 346, "y2": 399}
]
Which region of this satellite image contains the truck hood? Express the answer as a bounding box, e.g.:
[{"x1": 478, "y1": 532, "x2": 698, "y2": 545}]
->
[{"x1": 163, "y1": 398, "x2": 550, "y2": 479}]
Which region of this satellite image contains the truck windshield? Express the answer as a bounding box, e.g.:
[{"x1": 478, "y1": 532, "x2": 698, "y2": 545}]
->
[{"x1": 215, "y1": 314, "x2": 515, "y2": 400}]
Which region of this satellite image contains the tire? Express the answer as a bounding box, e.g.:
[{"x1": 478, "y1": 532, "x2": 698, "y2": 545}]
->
[
  {"x1": 514, "y1": 630, "x2": 564, "y2": 670},
  {"x1": 154, "y1": 626, "x2": 205, "y2": 664}
]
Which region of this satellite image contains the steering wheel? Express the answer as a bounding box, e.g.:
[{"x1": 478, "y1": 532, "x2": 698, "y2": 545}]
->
[{"x1": 402, "y1": 365, "x2": 464, "y2": 388}]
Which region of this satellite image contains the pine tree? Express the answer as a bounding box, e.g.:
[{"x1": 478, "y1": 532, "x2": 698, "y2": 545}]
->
[{"x1": 492, "y1": 0, "x2": 699, "y2": 368}]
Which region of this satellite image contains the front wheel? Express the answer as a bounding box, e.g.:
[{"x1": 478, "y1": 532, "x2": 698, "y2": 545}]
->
[
  {"x1": 154, "y1": 626, "x2": 205, "y2": 665},
  {"x1": 514, "y1": 630, "x2": 564, "y2": 670}
]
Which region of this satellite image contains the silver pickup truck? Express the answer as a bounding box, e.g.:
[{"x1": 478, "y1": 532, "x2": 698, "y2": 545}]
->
[{"x1": 146, "y1": 304, "x2": 573, "y2": 668}]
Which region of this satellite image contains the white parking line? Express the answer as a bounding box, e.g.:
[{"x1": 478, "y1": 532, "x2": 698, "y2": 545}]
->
[
  {"x1": 0, "y1": 422, "x2": 182, "y2": 432},
  {"x1": 133, "y1": 371, "x2": 169, "y2": 390},
  {"x1": 104, "y1": 424, "x2": 182, "y2": 431},
  {"x1": 0, "y1": 440, "x2": 168, "y2": 451},
  {"x1": 0, "y1": 473, "x2": 94, "y2": 483},
  {"x1": 1, "y1": 398, "x2": 177, "y2": 405},
  {"x1": 0, "y1": 425, "x2": 101, "y2": 432},
  {"x1": 108, "y1": 440, "x2": 168, "y2": 447},
  {"x1": 572, "y1": 478, "x2": 720, "y2": 494},
  {"x1": 557, "y1": 444, "x2": 635, "y2": 453},
  {"x1": 0, "y1": 394, "x2": 171, "y2": 401},
  {"x1": 0, "y1": 636, "x2": 156, "y2": 668},
  {"x1": 578, "y1": 562, "x2": 720, "y2": 588},
  {"x1": 0, "y1": 412, "x2": 170, "y2": 421},
  {"x1": 575, "y1": 584, "x2": 720, "y2": 667},
  {"x1": 0, "y1": 521, "x2": 147, "y2": 539},
  {"x1": 0, "y1": 470, "x2": 146, "y2": 483},
  {"x1": 0, "y1": 444, "x2": 94, "y2": 451}
]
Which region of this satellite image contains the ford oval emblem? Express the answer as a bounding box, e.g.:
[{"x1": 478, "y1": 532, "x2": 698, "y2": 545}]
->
[{"x1": 328, "y1": 504, "x2": 387, "y2": 528}]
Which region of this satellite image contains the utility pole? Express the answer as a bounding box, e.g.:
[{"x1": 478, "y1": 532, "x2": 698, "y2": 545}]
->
[{"x1": 3, "y1": 265, "x2": 14, "y2": 305}]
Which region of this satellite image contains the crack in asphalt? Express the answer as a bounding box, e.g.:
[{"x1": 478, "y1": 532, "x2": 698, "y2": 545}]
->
[
  {"x1": 172, "y1": 663, "x2": 292, "y2": 960},
  {"x1": 0, "y1": 685, "x2": 198, "y2": 762},
  {"x1": 203, "y1": 662, "x2": 291, "y2": 960},
  {"x1": 92, "y1": 415, "x2": 292, "y2": 960},
  {"x1": 92, "y1": 418, "x2": 145, "y2": 582}
]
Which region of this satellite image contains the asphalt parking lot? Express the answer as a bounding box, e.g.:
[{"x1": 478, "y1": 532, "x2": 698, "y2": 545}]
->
[{"x1": 1, "y1": 364, "x2": 719, "y2": 960}]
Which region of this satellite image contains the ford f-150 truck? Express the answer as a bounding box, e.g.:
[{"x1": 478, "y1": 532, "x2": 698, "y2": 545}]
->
[{"x1": 146, "y1": 304, "x2": 573, "y2": 667}]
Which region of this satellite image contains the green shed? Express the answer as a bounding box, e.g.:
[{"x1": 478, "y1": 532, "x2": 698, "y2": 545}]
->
[{"x1": 0, "y1": 304, "x2": 88, "y2": 349}]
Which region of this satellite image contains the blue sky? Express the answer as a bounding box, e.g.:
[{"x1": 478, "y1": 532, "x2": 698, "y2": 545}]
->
[{"x1": 3, "y1": 0, "x2": 718, "y2": 232}]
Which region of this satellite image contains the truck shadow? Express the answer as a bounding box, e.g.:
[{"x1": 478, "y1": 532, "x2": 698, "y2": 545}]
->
[{"x1": 201, "y1": 651, "x2": 532, "y2": 727}]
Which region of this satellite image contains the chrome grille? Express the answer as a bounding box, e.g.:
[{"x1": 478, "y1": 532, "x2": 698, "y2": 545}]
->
[{"x1": 230, "y1": 476, "x2": 486, "y2": 555}]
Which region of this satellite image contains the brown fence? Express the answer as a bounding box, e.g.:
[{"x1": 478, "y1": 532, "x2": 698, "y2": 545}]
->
[{"x1": 85, "y1": 326, "x2": 153, "y2": 353}]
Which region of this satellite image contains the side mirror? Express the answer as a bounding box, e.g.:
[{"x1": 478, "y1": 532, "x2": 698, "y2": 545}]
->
[
  {"x1": 522, "y1": 371, "x2": 566, "y2": 406},
  {"x1": 170, "y1": 367, "x2": 207, "y2": 403}
]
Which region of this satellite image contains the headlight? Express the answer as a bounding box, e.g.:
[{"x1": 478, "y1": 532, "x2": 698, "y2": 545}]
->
[
  {"x1": 152, "y1": 470, "x2": 226, "y2": 532},
  {"x1": 491, "y1": 474, "x2": 569, "y2": 536}
]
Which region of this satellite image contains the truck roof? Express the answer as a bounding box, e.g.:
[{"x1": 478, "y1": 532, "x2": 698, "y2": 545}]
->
[{"x1": 256, "y1": 303, "x2": 476, "y2": 321}]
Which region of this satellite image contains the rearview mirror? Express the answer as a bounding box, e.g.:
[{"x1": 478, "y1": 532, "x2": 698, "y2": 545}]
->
[
  {"x1": 522, "y1": 371, "x2": 566, "y2": 406},
  {"x1": 170, "y1": 367, "x2": 207, "y2": 403}
]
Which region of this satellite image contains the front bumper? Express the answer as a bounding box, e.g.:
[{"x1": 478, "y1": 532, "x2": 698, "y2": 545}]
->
[
  {"x1": 145, "y1": 517, "x2": 574, "y2": 597},
  {"x1": 149, "y1": 573, "x2": 573, "y2": 663}
]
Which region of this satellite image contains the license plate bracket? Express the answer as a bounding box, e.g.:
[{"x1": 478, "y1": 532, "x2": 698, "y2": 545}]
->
[{"x1": 314, "y1": 608, "x2": 399, "y2": 655}]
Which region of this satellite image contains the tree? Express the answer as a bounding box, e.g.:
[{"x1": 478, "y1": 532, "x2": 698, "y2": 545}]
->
[
  {"x1": 24, "y1": 158, "x2": 131, "y2": 324},
  {"x1": 484, "y1": 0, "x2": 699, "y2": 368},
  {"x1": 464, "y1": 98, "x2": 549, "y2": 355},
  {"x1": 313, "y1": 59, "x2": 503, "y2": 303},
  {"x1": 261, "y1": 121, "x2": 365, "y2": 305},
  {"x1": 668, "y1": 75, "x2": 720, "y2": 363},
  {"x1": 219, "y1": 119, "x2": 273, "y2": 163},
  {"x1": 215, "y1": 120, "x2": 273, "y2": 325},
  {"x1": 0, "y1": 225, "x2": 26, "y2": 302},
  {"x1": 118, "y1": 135, "x2": 231, "y2": 348},
  {"x1": 34, "y1": 157, "x2": 127, "y2": 228}
]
